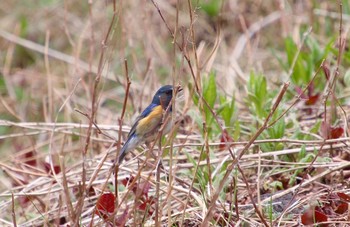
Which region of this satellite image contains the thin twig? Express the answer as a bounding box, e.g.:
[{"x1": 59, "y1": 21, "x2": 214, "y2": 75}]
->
[
  {"x1": 59, "y1": 136, "x2": 75, "y2": 222},
  {"x1": 76, "y1": 0, "x2": 119, "y2": 224},
  {"x1": 74, "y1": 108, "x2": 115, "y2": 140},
  {"x1": 11, "y1": 193, "x2": 17, "y2": 227},
  {"x1": 155, "y1": 137, "x2": 162, "y2": 227},
  {"x1": 44, "y1": 30, "x2": 53, "y2": 122},
  {"x1": 114, "y1": 58, "x2": 131, "y2": 202}
]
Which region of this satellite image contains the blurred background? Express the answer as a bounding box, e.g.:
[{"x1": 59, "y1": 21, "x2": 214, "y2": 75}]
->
[{"x1": 0, "y1": 0, "x2": 349, "y2": 225}]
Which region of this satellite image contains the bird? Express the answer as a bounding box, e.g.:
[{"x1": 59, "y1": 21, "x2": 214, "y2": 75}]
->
[{"x1": 116, "y1": 85, "x2": 183, "y2": 164}]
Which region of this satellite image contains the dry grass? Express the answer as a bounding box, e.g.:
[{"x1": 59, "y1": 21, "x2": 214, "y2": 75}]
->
[{"x1": 0, "y1": 0, "x2": 350, "y2": 226}]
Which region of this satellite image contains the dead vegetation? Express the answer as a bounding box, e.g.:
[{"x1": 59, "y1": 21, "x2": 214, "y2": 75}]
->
[{"x1": 0, "y1": 0, "x2": 350, "y2": 226}]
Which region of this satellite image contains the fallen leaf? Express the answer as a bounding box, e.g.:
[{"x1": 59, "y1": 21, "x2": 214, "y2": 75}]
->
[
  {"x1": 330, "y1": 127, "x2": 344, "y2": 139},
  {"x1": 44, "y1": 155, "x2": 61, "y2": 174},
  {"x1": 115, "y1": 206, "x2": 129, "y2": 227},
  {"x1": 95, "y1": 192, "x2": 115, "y2": 220},
  {"x1": 23, "y1": 150, "x2": 37, "y2": 166},
  {"x1": 320, "y1": 122, "x2": 343, "y2": 140},
  {"x1": 87, "y1": 186, "x2": 96, "y2": 197},
  {"x1": 301, "y1": 207, "x2": 328, "y2": 226},
  {"x1": 337, "y1": 192, "x2": 350, "y2": 202},
  {"x1": 138, "y1": 196, "x2": 155, "y2": 216},
  {"x1": 18, "y1": 195, "x2": 31, "y2": 207},
  {"x1": 219, "y1": 129, "x2": 234, "y2": 151},
  {"x1": 305, "y1": 94, "x2": 320, "y2": 105},
  {"x1": 334, "y1": 202, "x2": 348, "y2": 214},
  {"x1": 43, "y1": 162, "x2": 61, "y2": 175},
  {"x1": 121, "y1": 176, "x2": 134, "y2": 187},
  {"x1": 135, "y1": 181, "x2": 152, "y2": 197}
]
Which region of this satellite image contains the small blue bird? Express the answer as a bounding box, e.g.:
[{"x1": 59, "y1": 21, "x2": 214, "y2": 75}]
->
[{"x1": 117, "y1": 85, "x2": 182, "y2": 164}]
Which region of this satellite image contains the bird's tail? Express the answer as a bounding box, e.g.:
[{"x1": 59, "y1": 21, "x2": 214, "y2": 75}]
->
[
  {"x1": 117, "y1": 144, "x2": 128, "y2": 164},
  {"x1": 114, "y1": 134, "x2": 137, "y2": 167},
  {"x1": 112, "y1": 144, "x2": 128, "y2": 171}
]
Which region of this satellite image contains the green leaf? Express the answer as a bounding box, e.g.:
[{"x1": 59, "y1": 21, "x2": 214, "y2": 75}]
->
[
  {"x1": 233, "y1": 121, "x2": 241, "y2": 141},
  {"x1": 15, "y1": 87, "x2": 25, "y2": 101},
  {"x1": 300, "y1": 153, "x2": 315, "y2": 163},
  {"x1": 189, "y1": 83, "x2": 199, "y2": 106},
  {"x1": 270, "y1": 47, "x2": 288, "y2": 72},
  {"x1": 344, "y1": 69, "x2": 350, "y2": 87},
  {"x1": 198, "y1": 0, "x2": 221, "y2": 17},
  {"x1": 185, "y1": 151, "x2": 197, "y2": 166},
  {"x1": 298, "y1": 145, "x2": 306, "y2": 160},
  {"x1": 269, "y1": 112, "x2": 285, "y2": 139},
  {"x1": 306, "y1": 36, "x2": 323, "y2": 64},
  {"x1": 20, "y1": 16, "x2": 28, "y2": 37},
  {"x1": 203, "y1": 72, "x2": 217, "y2": 127},
  {"x1": 270, "y1": 181, "x2": 283, "y2": 190},
  {"x1": 247, "y1": 73, "x2": 268, "y2": 119},
  {"x1": 203, "y1": 72, "x2": 217, "y2": 108},
  {"x1": 285, "y1": 37, "x2": 297, "y2": 66},
  {"x1": 284, "y1": 37, "x2": 308, "y2": 84},
  {"x1": 0, "y1": 74, "x2": 6, "y2": 95},
  {"x1": 219, "y1": 95, "x2": 235, "y2": 127}
]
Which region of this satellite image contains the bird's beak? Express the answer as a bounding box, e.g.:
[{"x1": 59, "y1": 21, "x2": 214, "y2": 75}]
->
[
  {"x1": 175, "y1": 85, "x2": 183, "y2": 93},
  {"x1": 175, "y1": 85, "x2": 184, "y2": 101}
]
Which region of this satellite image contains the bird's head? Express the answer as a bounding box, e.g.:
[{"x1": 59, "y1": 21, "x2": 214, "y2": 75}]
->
[{"x1": 152, "y1": 85, "x2": 183, "y2": 110}]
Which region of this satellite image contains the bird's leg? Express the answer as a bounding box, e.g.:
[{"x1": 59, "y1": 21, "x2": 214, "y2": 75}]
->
[
  {"x1": 146, "y1": 141, "x2": 158, "y2": 160},
  {"x1": 155, "y1": 155, "x2": 165, "y2": 174},
  {"x1": 146, "y1": 141, "x2": 166, "y2": 178}
]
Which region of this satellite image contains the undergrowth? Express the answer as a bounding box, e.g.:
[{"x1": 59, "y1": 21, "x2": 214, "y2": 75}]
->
[{"x1": 0, "y1": 0, "x2": 350, "y2": 226}]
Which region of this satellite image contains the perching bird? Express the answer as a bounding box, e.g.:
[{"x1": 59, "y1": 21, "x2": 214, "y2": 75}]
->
[{"x1": 116, "y1": 85, "x2": 183, "y2": 164}]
